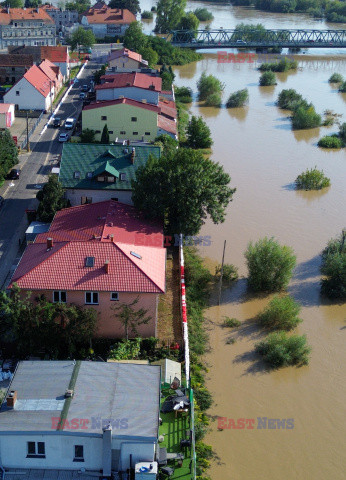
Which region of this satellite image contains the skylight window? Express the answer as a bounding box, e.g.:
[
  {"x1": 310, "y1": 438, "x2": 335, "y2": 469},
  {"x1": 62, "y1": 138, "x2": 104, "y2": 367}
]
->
[
  {"x1": 130, "y1": 251, "x2": 142, "y2": 260},
  {"x1": 86, "y1": 172, "x2": 93, "y2": 178},
  {"x1": 85, "y1": 256, "x2": 95, "y2": 267},
  {"x1": 74, "y1": 171, "x2": 80, "y2": 179}
]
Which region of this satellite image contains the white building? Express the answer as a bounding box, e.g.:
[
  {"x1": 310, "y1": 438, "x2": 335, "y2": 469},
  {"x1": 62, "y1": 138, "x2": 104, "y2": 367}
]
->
[
  {"x1": 80, "y1": 3, "x2": 136, "y2": 39},
  {"x1": 0, "y1": 361, "x2": 161, "y2": 478}
]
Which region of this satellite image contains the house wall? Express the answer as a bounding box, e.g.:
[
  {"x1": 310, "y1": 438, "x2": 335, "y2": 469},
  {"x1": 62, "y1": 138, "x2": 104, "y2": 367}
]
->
[
  {"x1": 0, "y1": 21, "x2": 56, "y2": 50},
  {"x1": 54, "y1": 61, "x2": 69, "y2": 79},
  {"x1": 23, "y1": 290, "x2": 159, "y2": 339},
  {"x1": 65, "y1": 188, "x2": 133, "y2": 207},
  {"x1": 118, "y1": 441, "x2": 156, "y2": 471},
  {"x1": 0, "y1": 65, "x2": 31, "y2": 85},
  {"x1": 82, "y1": 103, "x2": 158, "y2": 142},
  {"x1": 3, "y1": 77, "x2": 52, "y2": 111},
  {"x1": 108, "y1": 57, "x2": 142, "y2": 70},
  {"x1": 96, "y1": 86, "x2": 159, "y2": 105}
]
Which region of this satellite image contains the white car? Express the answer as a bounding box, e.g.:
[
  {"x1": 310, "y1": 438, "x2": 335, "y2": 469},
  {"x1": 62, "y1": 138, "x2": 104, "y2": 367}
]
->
[
  {"x1": 59, "y1": 133, "x2": 69, "y2": 142},
  {"x1": 65, "y1": 118, "x2": 75, "y2": 130}
]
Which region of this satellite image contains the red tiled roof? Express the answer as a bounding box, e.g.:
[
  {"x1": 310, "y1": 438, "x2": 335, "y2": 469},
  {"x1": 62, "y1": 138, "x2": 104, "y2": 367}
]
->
[
  {"x1": 35, "y1": 200, "x2": 164, "y2": 246},
  {"x1": 83, "y1": 6, "x2": 135, "y2": 24},
  {"x1": 0, "y1": 103, "x2": 13, "y2": 113},
  {"x1": 158, "y1": 115, "x2": 177, "y2": 136},
  {"x1": 96, "y1": 72, "x2": 162, "y2": 92},
  {"x1": 0, "y1": 7, "x2": 54, "y2": 25},
  {"x1": 108, "y1": 48, "x2": 143, "y2": 63},
  {"x1": 11, "y1": 241, "x2": 165, "y2": 293},
  {"x1": 161, "y1": 90, "x2": 173, "y2": 95},
  {"x1": 83, "y1": 98, "x2": 160, "y2": 114},
  {"x1": 23, "y1": 64, "x2": 51, "y2": 97},
  {"x1": 41, "y1": 46, "x2": 69, "y2": 64},
  {"x1": 158, "y1": 100, "x2": 177, "y2": 120},
  {"x1": 38, "y1": 59, "x2": 60, "y2": 82}
]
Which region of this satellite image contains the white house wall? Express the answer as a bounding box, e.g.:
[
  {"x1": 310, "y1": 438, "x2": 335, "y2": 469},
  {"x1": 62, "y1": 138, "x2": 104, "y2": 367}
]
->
[
  {"x1": 96, "y1": 86, "x2": 159, "y2": 105},
  {"x1": 4, "y1": 78, "x2": 52, "y2": 111},
  {"x1": 65, "y1": 188, "x2": 133, "y2": 207},
  {"x1": 119, "y1": 442, "x2": 156, "y2": 471}
]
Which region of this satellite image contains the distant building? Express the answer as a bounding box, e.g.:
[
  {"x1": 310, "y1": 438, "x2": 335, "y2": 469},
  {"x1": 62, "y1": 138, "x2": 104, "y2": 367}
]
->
[
  {"x1": 107, "y1": 47, "x2": 149, "y2": 70},
  {"x1": 58, "y1": 143, "x2": 162, "y2": 206},
  {"x1": 0, "y1": 103, "x2": 15, "y2": 128},
  {"x1": 0, "y1": 7, "x2": 56, "y2": 49},
  {"x1": 0, "y1": 360, "x2": 161, "y2": 476},
  {"x1": 8, "y1": 45, "x2": 70, "y2": 79},
  {"x1": 42, "y1": 4, "x2": 79, "y2": 33},
  {"x1": 81, "y1": 2, "x2": 135, "y2": 38}
]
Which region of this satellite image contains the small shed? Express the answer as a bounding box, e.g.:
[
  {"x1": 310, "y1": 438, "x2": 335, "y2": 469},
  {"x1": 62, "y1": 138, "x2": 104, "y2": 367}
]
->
[
  {"x1": 152, "y1": 359, "x2": 181, "y2": 385},
  {"x1": 25, "y1": 221, "x2": 50, "y2": 242},
  {"x1": 0, "y1": 103, "x2": 15, "y2": 128}
]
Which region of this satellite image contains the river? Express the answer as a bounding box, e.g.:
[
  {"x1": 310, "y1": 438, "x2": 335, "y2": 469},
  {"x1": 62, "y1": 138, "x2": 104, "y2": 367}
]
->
[{"x1": 140, "y1": 1, "x2": 346, "y2": 479}]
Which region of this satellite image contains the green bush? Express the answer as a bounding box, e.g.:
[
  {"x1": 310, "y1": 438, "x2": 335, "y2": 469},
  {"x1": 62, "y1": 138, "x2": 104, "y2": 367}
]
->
[
  {"x1": 259, "y1": 71, "x2": 276, "y2": 86},
  {"x1": 197, "y1": 72, "x2": 224, "y2": 101},
  {"x1": 320, "y1": 230, "x2": 346, "y2": 300},
  {"x1": 255, "y1": 331, "x2": 311, "y2": 368},
  {"x1": 194, "y1": 7, "x2": 214, "y2": 21},
  {"x1": 339, "y1": 122, "x2": 346, "y2": 141},
  {"x1": 222, "y1": 317, "x2": 241, "y2": 328},
  {"x1": 295, "y1": 166, "x2": 331, "y2": 189},
  {"x1": 277, "y1": 89, "x2": 305, "y2": 110},
  {"x1": 141, "y1": 10, "x2": 153, "y2": 19},
  {"x1": 175, "y1": 86, "x2": 193, "y2": 103},
  {"x1": 215, "y1": 263, "x2": 239, "y2": 283},
  {"x1": 318, "y1": 136, "x2": 343, "y2": 149},
  {"x1": 245, "y1": 237, "x2": 296, "y2": 292},
  {"x1": 322, "y1": 117, "x2": 334, "y2": 126},
  {"x1": 186, "y1": 115, "x2": 213, "y2": 149},
  {"x1": 259, "y1": 57, "x2": 297, "y2": 72},
  {"x1": 328, "y1": 73, "x2": 343, "y2": 83},
  {"x1": 258, "y1": 296, "x2": 302, "y2": 330},
  {"x1": 338, "y1": 81, "x2": 346, "y2": 92},
  {"x1": 204, "y1": 92, "x2": 222, "y2": 107},
  {"x1": 292, "y1": 105, "x2": 321, "y2": 130},
  {"x1": 226, "y1": 88, "x2": 249, "y2": 108}
]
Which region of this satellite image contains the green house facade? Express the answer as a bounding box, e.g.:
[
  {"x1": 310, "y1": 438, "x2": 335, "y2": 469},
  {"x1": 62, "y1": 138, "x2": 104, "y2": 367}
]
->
[{"x1": 59, "y1": 143, "x2": 161, "y2": 206}]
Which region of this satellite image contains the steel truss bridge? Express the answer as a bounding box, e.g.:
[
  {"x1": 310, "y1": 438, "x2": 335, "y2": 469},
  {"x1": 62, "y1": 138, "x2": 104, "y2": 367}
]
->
[{"x1": 170, "y1": 29, "x2": 346, "y2": 49}]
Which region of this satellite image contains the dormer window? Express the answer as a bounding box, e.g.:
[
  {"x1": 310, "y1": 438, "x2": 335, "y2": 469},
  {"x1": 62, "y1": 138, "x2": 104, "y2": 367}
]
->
[
  {"x1": 120, "y1": 173, "x2": 126, "y2": 181},
  {"x1": 74, "y1": 171, "x2": 80, "y2": 179}
]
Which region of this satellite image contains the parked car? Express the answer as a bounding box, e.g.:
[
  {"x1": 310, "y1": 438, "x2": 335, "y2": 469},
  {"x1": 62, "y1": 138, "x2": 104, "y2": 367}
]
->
[
  {"x1": 7, "y1": 169, "x2": 20, "y2": 180},
  {"x1": 53, "y1": 117, "x2": 61, "y2": 128},
  {"x1": 73, "y1": 79, "x2": 79, "y2": 86},
  {"x1": 0, "y1": 196, "x2": 4, "y2": 209},
  {"x1": 82, "y1": 84, "x2": 89, "y2": 92},
  {"x1": 59, "y1": 133, "x2": 69, "y2": 143},
  {"x1": 65, "y1": 118, "x2": 75, "y2": 130},
  {"x1": 79, "y1": 92, "x2": 86, "y2": 100}
]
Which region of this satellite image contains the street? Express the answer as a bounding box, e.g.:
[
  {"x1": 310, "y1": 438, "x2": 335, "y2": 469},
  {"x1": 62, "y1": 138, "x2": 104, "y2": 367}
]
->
[{"x1": 0, "y1": 55, "x2": 104, "y2": 289}]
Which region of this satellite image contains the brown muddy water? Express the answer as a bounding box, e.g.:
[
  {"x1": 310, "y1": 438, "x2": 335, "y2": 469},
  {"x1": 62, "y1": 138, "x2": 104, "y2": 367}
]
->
[{"x1": 173, "y1": 54, "x2": 346, "y2": 479}]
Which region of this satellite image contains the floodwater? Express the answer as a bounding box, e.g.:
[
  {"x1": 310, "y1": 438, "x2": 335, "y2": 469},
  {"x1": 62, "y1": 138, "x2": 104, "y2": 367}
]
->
[{"x1": 139, "y1": 1, "x2": 346, "y2": 478}]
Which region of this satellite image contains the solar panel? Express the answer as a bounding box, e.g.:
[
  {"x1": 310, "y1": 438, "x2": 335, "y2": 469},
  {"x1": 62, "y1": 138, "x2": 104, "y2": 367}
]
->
[
  {"x1": 130, "y1": 251, "x2": 142, "y2": 260},
  {"x1": 85, "y1": 256, "x2": 95, "y2": 267}
]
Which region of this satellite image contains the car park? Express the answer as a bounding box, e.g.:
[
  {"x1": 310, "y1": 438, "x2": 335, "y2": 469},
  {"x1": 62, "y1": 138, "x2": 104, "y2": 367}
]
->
[
  {"x1": 59, "y1": 133, "x2": 69, "y2": 143},
  {"x1": 7, "y1": 169, "x2": 20, "y2": 180},
  {"x1": 65, "y1": 118, "x2": 75, "y2": 130}
]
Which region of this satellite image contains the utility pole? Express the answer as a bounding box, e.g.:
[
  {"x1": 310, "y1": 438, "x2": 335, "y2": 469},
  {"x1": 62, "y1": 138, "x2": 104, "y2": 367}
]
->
[
  {"x1": 26, "y1": 112, "x2": 30, "y2": 152},
  {"x1": 50, "y1": 80, "x2": 53, "y2": 116},
  {"x1": 218, "y1": 240, "x2": 226, "y2": 306}
]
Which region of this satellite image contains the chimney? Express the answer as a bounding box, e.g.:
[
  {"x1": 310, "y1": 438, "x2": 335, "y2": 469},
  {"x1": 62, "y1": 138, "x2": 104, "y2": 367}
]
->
[
  {"x1": 47, "y1": 237, "x2": 53, "y2": 249},
  {"x1": 110, "y1": 234, "x2": 114, "y2": 242},
  {"x1": 131, "y1": 147, "x2": 135, "y2": 164},
  {"x1": 142, "y1": 99, "x2": 147, "y2": 103},
  {"x1": 104, "y1": 260, "x2": 110, "y2": 274},
  {"x1": 7, "y1": 391, "x2": 17, "y2": 408}
]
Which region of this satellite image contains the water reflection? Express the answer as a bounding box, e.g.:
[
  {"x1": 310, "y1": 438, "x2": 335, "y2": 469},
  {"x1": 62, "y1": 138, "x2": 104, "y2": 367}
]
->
[
  {"x1": 295, "y1": 187, "x2": 330, "y2": 203},
  {"x1": 293, "y1": 128, "x2": 321, "y2": 142},
  {"x1": 226, "y1": 106, "x2": 249, "y2": 122}
]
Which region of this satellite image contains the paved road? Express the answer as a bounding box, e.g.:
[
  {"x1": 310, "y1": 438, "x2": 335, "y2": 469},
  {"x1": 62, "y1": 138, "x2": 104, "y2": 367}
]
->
[{"x1": 0, "y1": 57, "x2": 104, "y2": 289}]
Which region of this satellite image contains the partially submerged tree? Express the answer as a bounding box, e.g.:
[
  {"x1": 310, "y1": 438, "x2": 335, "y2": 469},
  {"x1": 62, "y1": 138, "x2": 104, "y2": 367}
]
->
[
  {"x1": 155, "y1": 0, "x2": 187, "y2": 33},
  {"x1": 186, "y1": 115, "x2": 213, "y2": 149},
  {"x1": 112, "y1": 297, "x2": 151, "y2": 340},
  {"x1": 257, "y1": 296, "x2": 302, "y2": 331},
  {"x1": 320, "y1": 229, "x2": 346, "y2": 300},
  {"x1": 108, "y1": 0, "x2": 141, "y2": 14}
]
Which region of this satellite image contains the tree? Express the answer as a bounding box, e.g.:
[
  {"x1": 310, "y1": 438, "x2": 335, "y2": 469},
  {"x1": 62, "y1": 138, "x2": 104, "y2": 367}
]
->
[
  {"x1": 328, "y1": 73, "x2": 343, "y2": 83},
  {"x1": 255, "y1": 332, "x2": 311, "y2": 368},
  {"x1": 65, "y1": 0, "x2": 90, "y2": 14},
  {"x1": 226, "y1": 88, "x2": 249, "y2": 108},
  {"x1": 25, "y1": 0, "x2": 42, "y2": 7},
  {"x1": 132, "y1": 149, "x2": 235, "y2": 236},
  {"x1": 194, "y1": 8, "x2": 213, "y2": 21},
  {"x1": 154, "y1": 134, "x2": 178, "y2": 156},
  {"x1": 101, "y1": 124, "x2": 110, "y2": 144},
  {"x1": 80, "y1": 128, "x2": 96, "y2": 143},
  {"x1": 257, "y1": 296, "x2": 302, "y2": 331},
  {"x1": 140, "y1": 46, "x2": 159, "y2": 68},
  {"x1": 109, "y1": 338, "x2": 141, "y2": 360},
  {"x1": 0, "y1": 129, "x2": 18, "y2": 184},
  {"x1": 186, "y1": 115, "x2": 213, "y2": 149},
  {"x1": 292, "y1": 105, "x2": 321, "y2": 129},
  {"x1": 320, "y1": 229, "x2": 346, "y2": 299},
  {"x1": 123, "y1": 21, "x2": 148, "y2": 52},
  {"x1": 295, "y1": 166, "x2": 330, "y2": 190},
  {"x1": 155, "y1": 0, "x2": 187, "y2": 33},
  {"x1": 69, "y1": 26, "x2": 95, "y2": 51},
  {"x1": 94, "y1": 64, "x2": 107, "y2": 84},
  {"x1": 36, "y1": 175, "x2": 70, "y2": 223},
  {"x1": 108, "y1": 0, "x2": 140, "y2": 14},
  {"x1": 177, "y1": 12, "x2": 200, "y2": 31},
  {"x1": 259, "y1": 71, "x2": 276, "y2": 86},
  {"x1": 5, "y1": 0, "x2": 24, "y2": 7},
  {"x1": 197, "y1": 72, "x2": 224, "y2": 101},
  {"x1": 112, "y1": 297, "x2": 151, "y2": 340},
  {"x1": 245, "y1": 237, "x2": 296, "y2": 292}
]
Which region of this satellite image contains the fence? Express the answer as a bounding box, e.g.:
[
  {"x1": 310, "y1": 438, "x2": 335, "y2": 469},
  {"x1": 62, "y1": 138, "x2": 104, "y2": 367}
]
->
[{"x1": 19, "y1": 110, "x2": 44, "y2": 150}]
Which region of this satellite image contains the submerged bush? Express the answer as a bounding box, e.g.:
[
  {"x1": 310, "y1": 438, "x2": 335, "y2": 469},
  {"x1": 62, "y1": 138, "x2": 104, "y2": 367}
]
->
[
  {"x1": 226, "y1": 88, "x2": 249, "y2": 108},
  {"x1": 320, "y1": 230, "x2": 346, "y2": 300},
  {"x1": 215, "y1": 263, "x2": 239, "y2": 283},
  {"x1": 141, "y1": 10, "x2": 153, "y2": 19},
  {"x1": 175, "y1": 86, "x2": 193, "y2": 103},
  {"x1": 318, "y1": 136, "x2": 343, "y2": 149},
  {"x1": 259, "y1": 57, "x2": 297, "y2": 72},
  {"x1": 328, "y1": 73, "x2": 343, "y2": 83},
  {"x1": 197, "y1": 72, "x2": 224, "y2": 101},
  {"x1": 277, "y1": 89, "x2": 308, "y2": 111},
  {"x1": 194, "y1": 7, "x2": 214, "y2": 21},
  {"x1": 292, "y1": 105, "x2": 321, "y2": 130},
  {"x1": 204, "y1": 92, "x2": 222, "y2": 107},
  {"x1": 255, "y1": 331, "x2": 311, "y2": 368},
  {"x1": 295, "y1": 166, "x2": 331, "y2": 190},
  {"x1": 258, "y1": 296, "x2": 302, "y2": 331},
  {"x1": 222, "y1": 317, "x2": 241, "y2": 328},
  {"x1": 259, "y1": 71, "x2": 276, "y2": 86},
  {"x1": 245, "y1": 237, "x2": 296, "y2": 292},
  {"x1": 338, "y1": 81, "x2": 346, "y2": 92}
]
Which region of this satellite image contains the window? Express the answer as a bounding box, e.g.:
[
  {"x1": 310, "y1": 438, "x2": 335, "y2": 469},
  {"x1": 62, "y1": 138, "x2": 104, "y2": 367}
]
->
[
  {"x1": 106, "y1": 176, "x2": 115, "y2": 183},
  {"x1": 11, "y1": 67, "x2": 15, "y2": 72},
  {"x1": 27, "y1": 442, "x2": 45, "y2": 458},
  {"x1": 101, "y1": 116, "x2": 107, "y2": 120},
  {"x1": 120, "y1": 131, "x2": 126, "y2": 135},
  {"x1": 133, "y1": 132, "x2": 138, "y2": 136},
  {"x1": 85, "y1": 292, "x2": 98, "y2": 305},
  {"x1": 16, "y1": 91, "x2": 20, "y2": 96},
  {"x1": 110, "y1": 292, "x2": 119, "y2": 301},
  {"x1": 120, "y1": 173, "x2": 126, "y2": 181},
  {"x1": 81, "y1": 197, "x2": 92, "y2": 205},
  {"x1": 97, "y1": 176, "x2": 105, "y2": 182},
  {"x1": 74, "y1": 171, "x2": 80, "y2": 179},
  {"x1": 108, "y1": 130, "x2": 113, "y2": 134},
  {"x1": 74, "y1": 445, "x2": 84, "y2": 462},
  {"x1": 53, "y1": 291, "x2": 67, "y2": 303},
  {"x1": 131, "y1": 117, "x2": 137, "y2": 122},
  {"x1": 95, "y1": 130, "x2": 101, "y2": 134},
  {"x1": 145, "y1": 132, "x2": 151, "y2": 136}
]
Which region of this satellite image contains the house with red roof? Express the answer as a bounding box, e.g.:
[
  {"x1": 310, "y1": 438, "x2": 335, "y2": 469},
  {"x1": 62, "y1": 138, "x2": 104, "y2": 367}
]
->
[
  {"x1": 96, "y1": 72, "x2": 162, "y2": 105},
  {"x1": 8, "y1": 45, "x2": 70, "y2": 79},
  {"x1": 3, "y1": 60, "x2": 62, "y2": 111},
  {"x1": 10, "y1": 200, "x2": 166, "y2": 338},
  {"x1": 107, "y1": 48, "x2": 149, "y2": 70},
  {"x1": 81, "y1": 1, "x2": 135, "y2": 38}
]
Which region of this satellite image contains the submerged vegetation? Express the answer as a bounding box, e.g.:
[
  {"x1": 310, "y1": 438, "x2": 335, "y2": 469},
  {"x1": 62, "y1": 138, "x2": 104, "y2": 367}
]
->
[
  {"x1": 259, "y1": 71, "x2": 276, "y2": 86},
  {"x1": 257, "y1": 296, "x2": 302, "y2": 331},
  {"x1": 318, "y1": 123, "x2": 346, "y2": 149},
  {"x1": 197, "y1": 72, "x2": 225, "y2": 106},
  {"x1": 226, "y1": 88, "x2": 249, "y2": 108},
  {"x1": 328, "y1": 73, "x2": 344, "y2": 83},
  {"x1": 295, "y1": 167, "x2": 331, "y2": 190},
  {"x1": 255, "y1": 331, "x2": 311, "y2": 368},
  {"x1": 320, "y1": 230, "x2": 346, "y2": 300},
  {"x1": 258, "y1": 57, "x2": 297, "y2": 72}
]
